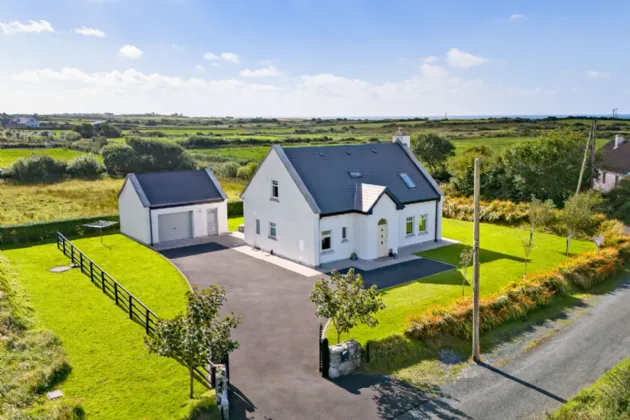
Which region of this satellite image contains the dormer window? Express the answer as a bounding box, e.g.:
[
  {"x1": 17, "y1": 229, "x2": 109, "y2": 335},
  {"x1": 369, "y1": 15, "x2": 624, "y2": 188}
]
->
[
  {"x1": 399, "y1": 172, "x2": 416, "y2": 188},
  {"x1": 348, "y1": 171, "x2": 362, "y2": 178}
]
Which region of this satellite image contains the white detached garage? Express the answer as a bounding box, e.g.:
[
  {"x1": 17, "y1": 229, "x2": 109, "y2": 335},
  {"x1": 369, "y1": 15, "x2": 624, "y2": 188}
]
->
[{"x1": 118, "y1": 169, "x2": 228, "y2": 246}]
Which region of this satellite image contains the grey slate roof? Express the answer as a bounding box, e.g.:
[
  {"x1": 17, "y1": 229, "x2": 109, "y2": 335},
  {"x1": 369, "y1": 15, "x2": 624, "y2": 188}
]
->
[
  {"x1": 597, "y1": 138, "x2": 630, "y2": 174},
  {"x1": 282, "y1": 142, "x2": 441, "y2": 215},
  {"x1": 125, "y1": 169, "x2": 227, "y2": 208}
]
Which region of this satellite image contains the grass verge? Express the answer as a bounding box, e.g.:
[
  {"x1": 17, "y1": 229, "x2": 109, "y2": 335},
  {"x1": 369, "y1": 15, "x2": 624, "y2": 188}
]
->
[{"x1": 1, "y1": 236, "x2": 218, "y2": 419}]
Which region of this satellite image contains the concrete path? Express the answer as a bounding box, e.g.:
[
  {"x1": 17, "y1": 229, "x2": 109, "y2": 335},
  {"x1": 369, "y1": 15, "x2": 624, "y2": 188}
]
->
[
  {"x1": 399, "y1": 279, "x2": 630, "y2": 419},
  {"x1": 162, "y1": 242, "x2": 441, "y2": 420}
]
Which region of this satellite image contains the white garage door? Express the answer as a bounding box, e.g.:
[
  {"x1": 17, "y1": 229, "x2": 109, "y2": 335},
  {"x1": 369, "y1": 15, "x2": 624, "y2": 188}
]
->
[{"x1": 158, "y1": 211, "x2": 192, "y2": 243}]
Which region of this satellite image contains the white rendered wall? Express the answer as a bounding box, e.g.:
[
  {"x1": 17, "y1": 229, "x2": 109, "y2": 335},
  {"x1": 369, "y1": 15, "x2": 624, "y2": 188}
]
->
[
  {"x1": 118, "y1": 180, "x2": 151, "y2": 245},
  {"x1": 397, "y1": 200, "x2": 441, "y2": 248},
  {"x1": 242, "y1": 149, "x2": 319, "y2": 266},
  {"x1": 150, "y1": 201, "x2": 227, "y2": 244},
  {"x1": 319, "y1": 214, "x2": 356, "y2": 264},
  {"x1": 594, "y1": 171, "x2": 625, "y2": 192}
]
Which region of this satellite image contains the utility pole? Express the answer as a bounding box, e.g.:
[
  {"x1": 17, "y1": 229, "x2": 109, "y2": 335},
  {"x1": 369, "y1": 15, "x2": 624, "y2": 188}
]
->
[
  {"x1": 472, "y1": 157, "x2": 481, "y2": 362},
  {"x1": 576, "y1": 120, "x2": 595, "y2": 195},
  {"x1": 589, "y1": 120, "x2": 597, "y2": 189}
]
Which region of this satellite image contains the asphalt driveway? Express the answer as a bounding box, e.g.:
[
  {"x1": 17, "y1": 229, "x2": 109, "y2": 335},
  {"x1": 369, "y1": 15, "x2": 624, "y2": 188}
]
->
[
  {"x1": 331, "y1": 258, "x2": 455, "y2": 289},
  {"x1": 162, "y1": 241, "x2": 434, "y2": 419}
]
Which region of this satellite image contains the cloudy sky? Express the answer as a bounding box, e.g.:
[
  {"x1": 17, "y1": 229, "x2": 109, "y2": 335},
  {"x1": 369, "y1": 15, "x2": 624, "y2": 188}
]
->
[{"x1": 1, "y1": 0, "x2": 628, "y2": 117}]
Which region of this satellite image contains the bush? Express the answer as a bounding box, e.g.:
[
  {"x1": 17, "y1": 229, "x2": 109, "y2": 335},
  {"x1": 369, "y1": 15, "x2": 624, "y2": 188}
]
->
[
  {"x1": 601, "y1": 177, "x2": 630, "y2": 224},
  {"x1": 216, "y1": 161, "x2": 239, "y2": 178},
  {"x1": 101, "y1": 144, "x2": 140, "y2": 177},
  {"x1": 62, "y1": 131, "x2": 82, "y2": 142},
  {"x1": 236, "y1": 162, "x2": 259, "y2": 180},
  {"x1": 66, "y1": 154, "x2": 105, "y2": 180},
  {"x1": 227, "y1": 200, "x2": 243, "y2": 217},
  {"x1": 9, "y1": 155, "x2": 67, "y2": 184},
  {"x1": 127, "y1": 137, "x2": 195, "y2": 172}
]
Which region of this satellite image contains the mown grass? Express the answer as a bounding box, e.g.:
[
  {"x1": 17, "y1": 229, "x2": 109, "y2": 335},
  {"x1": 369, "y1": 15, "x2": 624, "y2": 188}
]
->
[
  {"x1": 551, "y1": 356, "x2": 630, "y2": 419},
  {"x1": 1, "y1": 235, "x2": 218, "y2": 419},
  {"x1": 228, "y1": 216, "x2": 244, "y2": 232},
  {"x1": 0, "y1": 179, "x2": 123, "y2": 226},
  {"x1": 327, "y1": 218, "x2": 594, "y2": 345},
  {"x1": 0, "y1": 148, "x2": 94, "y2": 168}
]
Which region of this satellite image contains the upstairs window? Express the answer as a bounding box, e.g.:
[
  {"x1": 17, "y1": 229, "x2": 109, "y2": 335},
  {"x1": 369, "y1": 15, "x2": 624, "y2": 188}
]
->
[
  {"x1": 418, "y1": 214, "x2": 427, "y2": 232},
  {"x1": 271, "y1": 180, "x2": 279, "y2": 199},
  {"x1": 406, "y1": 217, "x2": 414, "y2": 235},
  {"x1": 348, "y1": 171, "x2": 362, "y2": 179},
  {"x1": 399, "y1": 172, "x2": 416, "y2": 189},
  {"x1": 322, "y1": 230, "x2": 332, "y2": 251}
]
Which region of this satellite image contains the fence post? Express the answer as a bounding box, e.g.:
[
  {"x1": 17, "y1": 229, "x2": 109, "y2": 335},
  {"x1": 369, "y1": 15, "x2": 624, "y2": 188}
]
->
[
  {"x1": 101, "y1": 271, "x2": 105, "y2": 290},
  {"x1": 210, "y1": 365, "x2": 217, "y2": 388},
  {"x1": 321, "y1": 337, "x2": 329, "y2": 378},
  {"x1": 145, "y1": 309, "x2": 150, "y2": 334},
  {"x1": 79, "y1": 253, "x2": 84, "y2": 273},
  {"x1": 89, "y1": 261, "x2": 93, "y2": 281},
  {"x1": 62, "y1": 238, "x2": 66, "y2": 256},
  {"x1": 366, "y1": 341, "x2": 370, "y2": 364},
  {"x1": 114, "y1": 282, "x2": 119, "y2": 305},
  {"x1": 71, "y1": 246, "x2": 74, "y2": 264},
  {"x1": 129, "y1": 295, "x2": 133, "y2": 319},
  {"x1": 319, "y1": 324, "x2": 323, "y2": 373}
]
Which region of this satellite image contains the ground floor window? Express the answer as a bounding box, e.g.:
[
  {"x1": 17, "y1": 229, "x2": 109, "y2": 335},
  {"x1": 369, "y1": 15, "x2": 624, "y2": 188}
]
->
[
  {"x1": 406, "y1": 217, "x2": 414, "y2": 235},
  {"x1": 256, "y1": 219, "x2": 260, "y2": 235},
  {"x1": 418, "y1": 214, "x2": 427, "y2": 232},
  {"x1": 342, "y1": 227, "x2": 347, "y2": 240},
  {"x1": 269, "y1": 222, "x2": 277, "y2": 238},
  {"x1": 322, "y1": 230, "x2": 332, "y2": 251}
]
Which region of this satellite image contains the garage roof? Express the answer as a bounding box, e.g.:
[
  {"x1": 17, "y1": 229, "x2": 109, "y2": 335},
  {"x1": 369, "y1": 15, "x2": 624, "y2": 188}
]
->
[{"x1": 123, "y1": 169, "x2": 227, "y2": 209}]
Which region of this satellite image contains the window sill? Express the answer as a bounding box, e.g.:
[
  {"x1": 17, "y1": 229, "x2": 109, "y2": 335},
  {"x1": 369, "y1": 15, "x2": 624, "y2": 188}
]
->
[
  {"x1": 341, "y1": 239, "x2": 349, "y2": 243},
  {"x1": 321, "y1": 249, "x2": 335, "y2": 255},
  {"x1": 418, "y1": 231, "x2": 429, "y2": 236},
  {"x1": 269, "y1": 197, "x2": 280, "y2": 203},
  {"x1": 267, "y1": 235, "x2": 277, "y2": 241},
  {"x1": 405, "y1": 233, "x2": 415, "y2": 238}
]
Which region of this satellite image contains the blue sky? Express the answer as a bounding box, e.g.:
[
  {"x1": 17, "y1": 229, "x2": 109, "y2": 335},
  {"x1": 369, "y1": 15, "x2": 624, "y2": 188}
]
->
[{"x1": 1, "y1": 0, "x2": 629, "y2": 116}]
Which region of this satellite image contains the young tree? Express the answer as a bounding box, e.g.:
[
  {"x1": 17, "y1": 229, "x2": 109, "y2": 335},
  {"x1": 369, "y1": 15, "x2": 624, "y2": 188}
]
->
[
  {"x1": 561, "y1": 191, "x2": 602, "y2": 255},
  {"x1": 146, "y1": 286, "x2": 241, "y2": 398},
  {"x1": 309, "y1": 269, "x2": 385, "y2": 343},
  {"x1": 458, "y1": 245, "x2": 473, "y2": 297},
  {"x1": 527, "y1": 197, "x2": 556, "y2": 245},
  {"x1": 521, "y1": 239, "x2": 534, "y2": 278},
  {"x1": 411, "y1": 133, "x2": 455, "y2": 176}
]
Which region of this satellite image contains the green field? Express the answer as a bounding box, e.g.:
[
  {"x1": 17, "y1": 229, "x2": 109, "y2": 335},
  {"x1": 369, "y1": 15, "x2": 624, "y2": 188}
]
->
[
  {"x1": 1, "y1": 235, "x2": 217, "y2": 419},
  {"x1": 327, "y1": 218, "x2": 594, "y2": 345},
  {"x1": 0, "y1": 148, "x2": 95, "y2": 168}
]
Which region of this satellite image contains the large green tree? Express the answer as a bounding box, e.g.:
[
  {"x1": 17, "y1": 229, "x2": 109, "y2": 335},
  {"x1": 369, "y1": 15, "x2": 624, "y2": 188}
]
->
[
  {"x1": 310, "y1": 269, "x2": 385, "y2": 343},
  {"x1": 146, "y1": 286, "x2": 241, "y2": 398},
  {"x1": 127, "y1": 137, "x2": 195, "y2": 173},
  {"x1": 447, "y1": 145, "x2": 497, "y2": 196},
  {"x1": 411, "y1": 133, "x2": 455, "y2": 177},
  {"x1": 502, "y1": 129, "x2": 592, "y2": 206}
]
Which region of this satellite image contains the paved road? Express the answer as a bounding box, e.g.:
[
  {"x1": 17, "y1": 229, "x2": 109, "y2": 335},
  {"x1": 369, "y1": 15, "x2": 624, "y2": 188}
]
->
[
  {"x1": 162, "y1": 241, "x2": 434, "y2": 419},
  {"x1": 400, "y1": 279, "x2": 630, "y2": 419}
]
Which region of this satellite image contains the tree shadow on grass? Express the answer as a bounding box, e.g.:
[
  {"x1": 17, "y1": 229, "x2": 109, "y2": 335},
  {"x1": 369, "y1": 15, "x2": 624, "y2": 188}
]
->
[{"x1": 419, "y1": 243, "x2": 527, "y2": 266}]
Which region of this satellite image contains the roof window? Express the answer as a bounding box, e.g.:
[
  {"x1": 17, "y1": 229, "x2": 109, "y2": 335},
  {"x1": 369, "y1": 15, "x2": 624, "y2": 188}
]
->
[
  {"x1": 399, "y1": 172, "x2": 416, "y2": 188},
  {"x1": 348, "y1": 171, "x2": 362, "y2": 178}
]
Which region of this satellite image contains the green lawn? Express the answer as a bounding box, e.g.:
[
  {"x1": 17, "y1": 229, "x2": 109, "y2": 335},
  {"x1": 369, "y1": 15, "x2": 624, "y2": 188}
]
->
[
  {"x1": 228, "y1": 216, "x2": 244, "y2": 232},
  {"x1": 0, "y1": 148, "x2": 93, "y2": 168},
  {"x1": 1, "y1": 235, "x2": 216, "y2": 419},
  {"x1": 328, "y1": 219, "x2": 595, "y2": 345},
  {"x1": 552, "y1": 356, "x2": 630, "y2": 419}
]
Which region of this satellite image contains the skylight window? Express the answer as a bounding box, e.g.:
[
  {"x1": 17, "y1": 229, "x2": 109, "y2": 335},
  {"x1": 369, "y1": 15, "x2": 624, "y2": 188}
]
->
[
  {"x1": 348, "y1": 171, "x2": 362, "y2": 178},
  {"x1": 399, "y1": 172, "x2": 416, "y2": 188}
]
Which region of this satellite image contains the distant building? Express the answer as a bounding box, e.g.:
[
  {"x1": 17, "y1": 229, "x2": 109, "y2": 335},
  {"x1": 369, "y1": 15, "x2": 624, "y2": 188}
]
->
[
  {"x1": 5, "y1": 116, "x2": 40, "y2": 129},
  {"x1": 594, "y1": 134, "x2": 630, "y2": 192}
]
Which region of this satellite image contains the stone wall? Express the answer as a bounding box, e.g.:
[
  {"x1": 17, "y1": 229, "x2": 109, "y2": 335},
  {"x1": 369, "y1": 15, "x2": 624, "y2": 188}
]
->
[{"x1": 328, "y1": 340, "x2": 361, "y2": 379}]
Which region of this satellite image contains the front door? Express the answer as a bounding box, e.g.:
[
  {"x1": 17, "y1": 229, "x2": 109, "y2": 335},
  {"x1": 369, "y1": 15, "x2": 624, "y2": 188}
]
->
[
  {"x1": 377, "y1": 219, "x2": 388, "y2": 257},
  {"x1": 207, "y1": 208, "x2": 218, "y2": 236}
]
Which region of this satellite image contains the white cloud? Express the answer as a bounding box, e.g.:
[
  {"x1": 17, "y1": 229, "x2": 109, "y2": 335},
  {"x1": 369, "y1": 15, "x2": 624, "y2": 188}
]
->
[
  {"x1": 446, "y1": 48, "x2": 488, "y2": 69},
  {"x1": 6, "y1": 65, "x2": 566, "y2": 117},
  {"x1": 196, "y1": 65, "x2": 205, "y2": 71},
  {"x1": 422, "y1": 56, "x2": 439, "y2": 64},
  {"x1": 172, "y1": 44, "x2": 179, "y2": 50},
  {"x1": 240, "y1": 66, "x2": 283, "y2": 78},
  {"x1": 74, "y1": 26, "x2": 106, "y2": 37},
  {"x1": 585, "y1": 70, "x2": 611, "y2": 79},
  {"x1": 117, "y1": 45, "x2": 144, "y2": 59},
  {"x1": 204, "y1": 52, "x2": 240, "y2": 64},
  {"x1": 509, "y1": 14, "x2": 528, "y2": 21},
  {"x1": 211, "y1": 63, "x2": 220, "y2": 67},
  {"x1": 0, "y1": 20, "x2": 54, "y2": 35}
]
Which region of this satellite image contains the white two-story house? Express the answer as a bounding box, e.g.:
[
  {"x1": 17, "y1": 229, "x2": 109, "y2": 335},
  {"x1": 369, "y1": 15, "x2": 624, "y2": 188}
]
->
[
  {"x1": 594, "y1": 134, "x2": 630, "y2": 192},
  {"x1": 240, "y1": 129, "x2": 443, "y2": 267}
]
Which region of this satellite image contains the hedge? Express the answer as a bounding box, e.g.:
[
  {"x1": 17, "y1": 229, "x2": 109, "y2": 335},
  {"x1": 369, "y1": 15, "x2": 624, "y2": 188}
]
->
[
  {"x1": 227, "y1": 200, "x2": 243, "y2": 217},
  {"x1": 0, "y1": 215, "x2": 120, "y2": 246},
  {"x1": 404, "y1": 225, "x2": 629, "y2": 341}
]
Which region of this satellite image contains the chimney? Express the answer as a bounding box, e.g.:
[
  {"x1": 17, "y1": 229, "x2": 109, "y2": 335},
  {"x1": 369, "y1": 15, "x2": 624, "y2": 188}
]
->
[
  {"x1": 393, "y1": 127, "x2": 411, "y2": 148},
  {"x1": 614, "y1": 134, "x2": 624, "y2": 149}
]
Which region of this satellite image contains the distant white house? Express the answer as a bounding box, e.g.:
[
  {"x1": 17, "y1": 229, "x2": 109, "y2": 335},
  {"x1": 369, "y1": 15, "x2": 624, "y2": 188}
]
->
[
  {"x1": 5, "y1": 116, "x2": 40, "y2": 129},
  {"x1": 240, "y1": 128, "x2": 443, "y2": 267},
  {"x1": 594, "y1": 134, "x2": 630, "y2": 192},
  {"x1": 118, "y1": 169, "x2": 228, "y2": 246}
]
